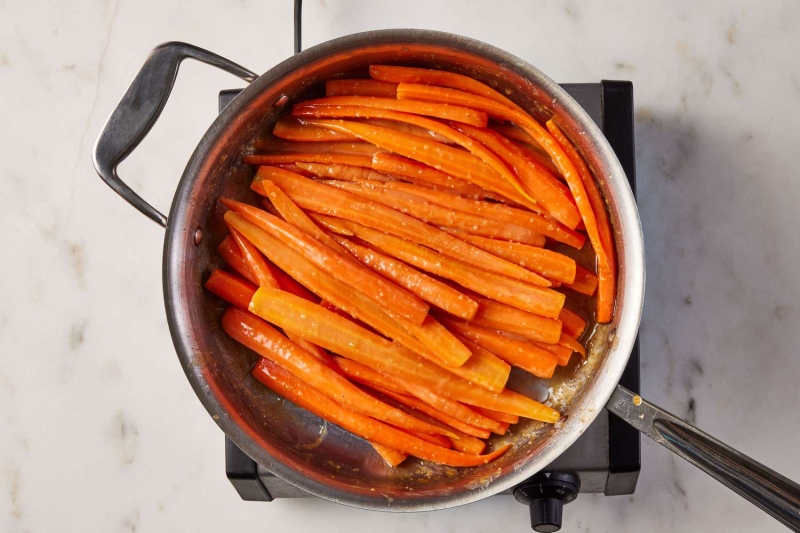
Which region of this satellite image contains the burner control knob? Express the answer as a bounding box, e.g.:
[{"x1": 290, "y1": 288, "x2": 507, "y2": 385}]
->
[{"x1": 513, "y1": 472, "x2": 581, "y2": 533}]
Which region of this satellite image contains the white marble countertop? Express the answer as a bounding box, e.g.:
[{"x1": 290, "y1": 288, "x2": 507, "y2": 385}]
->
[{"x1": 2, "y1": 0, "x2": 800, "y2": 531}]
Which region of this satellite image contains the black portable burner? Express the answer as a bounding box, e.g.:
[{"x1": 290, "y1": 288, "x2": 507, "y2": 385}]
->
[{"x1": 217, "y1": 80, "x2": 639, "y2": 532}]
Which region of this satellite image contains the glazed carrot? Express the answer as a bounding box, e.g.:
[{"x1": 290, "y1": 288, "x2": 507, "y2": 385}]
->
[
  {"x1": 359, "y1": 118, "x2": 455, "y2": 145},
  {"x1": 273, "y1": 116, "x2": 358, "y2": 142},
  {"x1": 533, "y1": 341, "x2": 573, "y2": 366},
  {"x1": 440, "y1": 334, "x2": 510, "y2": 393},
  {"x1": 252, "y1": 359, "x2": 510, "y2": 466},
  {"x1": 253, "y1": 138, "x2": 379, "y2": 156},
  {"x1": 564, "y1": 264, "x2": 598, "y2": 296},
  {"x1": 515, "y1": 143, "x2": 561, "y2": 177},
  {"x1": 559, "y1": 307, "x2": 587, "y2": 337},
  {"x1": 324, "y1": 181, "x2": 551, "y2": 251},
  {"x1": 451, "y1": 123, "x2": 581, "y2": 229},
  {"x1": 222, "y1": 199, "x2": 429, "y2": 325},
  {"x1": 296, "y1": 118, "x2": 541, "y2": 212},
  {"x1": 372, "y1": 386, "x2": 491, "y2": 440},
  {"x1": 334, "y1": 218, "x2": 565, "y2": 318},
  {"x1": 546, "y1": 121, "x2": 617, "y2": 323},
  {"x1": 223, "y1": 307, "x2": 453, "y2": 437},
  {"x1": 490, "y1": 123, "x2": 544, "y2": 151},
  {"x1": 334, "y1": 357, "x2": 499, "y2": 431},
  {"x1": 258, "y1": 167, "x2": 548, "y2": 285},
  {"x1": 295, "y1": 96, "x2": 489, "y2": 127},
  {"x1": 455, "y1": 234, "x2": 577, "y2": 283},
  {"x1": 406, "y1": 430, "x2": 453, "y2": 448},
  {"x1": 227, "y1": 227, "x2": 278, "y2": 289},
  {"x1": 400, "y1": 315, "x2": 473, "y2": 367},
  {"x1": 471, "y1": 406, "x2": 519, "y2": 425},
  {"x1": 493, "y1": 422, "x2": 511, "y2": 436},
  {"x1": 559, "y1": 332, "x2": 587, "y2": 358},
  {"x1": 243, "y1": 154, "x2": 375, "y2": 167},
  {"x1": 273, "y1": 163, "x2": 316, "y2": 177},
  {"x1": 295, "y1": 162, "x2": 397, "y2": 183},
  {"x1": 470, "y1": 294, "x2": 562, "y2": 344},
  {"x1": 331, "y1": 235, "x2": 479, "y2": 319},
  {"x1": 370, "y1": 443, "x2": 408, "y2": 467},
  {"x1": 372, "y1": 152, "x2": 515, "y2": 203},
  {"x1": 293, "y1": 106, "x2": 540, "y2": 205},
  {"x1": 380, "y1": 181, "x2": 584, "y2": 248},
  {"x1": 326, "y1": 79, "x2": 398, "y2": 97},
  {"x1": 249, "y1": 287, "x2": 558, "y2": 421},
  {"x1": 440, "y1": 318, "x2": 558, "y2": 379},
  {"x1": 218, "y1": 235, "x2": 258, "y2": 285},
  {"x1": 205, "y1": 268, "x2": 257, "y2": 310}
]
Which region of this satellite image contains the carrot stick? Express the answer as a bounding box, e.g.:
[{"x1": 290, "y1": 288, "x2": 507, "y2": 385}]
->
[
  {"x1": 359, "y1": 118, "x2": 456, "y2": 145},
  {"x1": 450, "y1": 123, "x2": 581, "y2": 229},
  {"x1": 335, "y1": 218, "x2": 565, "y2": 318},
  {"x1": 559, "y1": 307, "x2": 587, "y2": 337},
  {"x1": 379, "y1": 181, "x2": 584, "y2": 249},
  {"x1": 273, "y1": 163, "x2": 316, "y2": 177},
  {"x1": 253, "y1": 138, "x2": 379, "y2": 156},
  {"x1": 401, "y1": 315, "x2": 473, "y2": 368},
  {"x1": 252, "y1": 359, "x2": 510, "y2": 466},
  {"x1": 227, "y1": 227, "x2": 278, "y2": 289},
  {"x1": 406, "y1": 430, "x2": 453, "y2": 448},
  {"x1": 205, "y1": 268, "x2": 257, "y2": 310},
  {"x1": 258, "y1": 167, "x2": 549, "y2": 285},
  {"x1": 440, "y1": 334, "x2": 511, "y2": 393},
  {"x1": 273, "y1": 116, "x2": 357, "y2": 142},
  {"x1": 370, "y1": 443, "x2": 408, "y2": 467},
  {"x1": 546, "y1": 121, "x2": 617, "y2": 323},
  {"x1": 455, "y1": 234, "x2": 577, "y2": 284},
  {"x1": 372, "y1": 152, "x2": 514, "y2": 203},
  {"x1": 332, "y1": 235, "x2": 479, "y2": 319},
  {"x1": 324, "y1": 180, "x2": 551, "y2": 251},
  {"x1": 532, "y1": 341, "x2": 573, "y2": 366},
  {"x1": 250, "y1": 287, "x2": 559, "y2": 421},
  {"x1": 296, "y1": 118, "x2": 542, "y2": 212},
  {"x1": 470, "y1": 294, "x2": 562, "y2": 344},
  {"x1": 295, "y1": 96, "x2": 489, "y2": 127},
  {"x1": 218, "y1": 235, "x2": 258, "y2": 285},
  {"x1": 295, "y1": 162, "x2": 397, "y2": 183},
  {"x1": 559, "y1": 332, "x2": 587, "y2": 358},
  {"x1": 293, "y1": 105, "x2": 542, "y2": 205},
  {"x1": 223, "y1": 307, "x2": 453, "y2": 437},
  {"x1": 471, "y1": 406, "x2": 519, "y2": 425},
  {"x1": 333, "y1": 357, "x2": 500, "y2": 431},
  {"x1": 326, "y1": 79, "x2": 398, "y2": 97},
  {"x1": 440, "y1": 318, "x2": 559, "y2": 379},
  {"x1": 222, "y1": 199, "x2": 429, "y2": 326},
  {"x1": 243, "y1": 154, "x2": 375, "y2": 167},
  {"x1": 372, "y1": 386, "x2": 492, "y2": 439},
  {"x1": 564, "y1": 264, "x2": 598, "y2": 296}
]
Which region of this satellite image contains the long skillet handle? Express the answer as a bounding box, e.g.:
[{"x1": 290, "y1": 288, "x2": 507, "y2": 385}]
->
[
  {"x1": 607, "y1": 385, "x2": 800, "y2": 531},
  {"x1": 92, "y1": 42, "x2": 257, "y2": 227}
]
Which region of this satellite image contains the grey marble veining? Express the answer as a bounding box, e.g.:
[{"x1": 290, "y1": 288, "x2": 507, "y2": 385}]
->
[{"x1": 1, "y1": 1, "x2": 799, "y2": 531}]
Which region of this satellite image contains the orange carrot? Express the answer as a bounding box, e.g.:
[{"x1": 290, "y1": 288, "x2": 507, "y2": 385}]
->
[
  {"x1": 471, "y1": 406, "x2": 519, "y2": 425},
  {"x1": 441, "y1": 334, "x2": 511, "y2": 393},
  {"x1": 406, "y1": 430, "x2": 453, "y2": 448},
  {"x1": 295, "y1": 162, "x2": 397, "y2": 183},
  {"x1": 335, "y1": 218, "x2": 565, "y2": 318},
  {"x1": 450, "y1": 123, "x2": 581, "y2": 229},
  {"x1": 470, "y1": 294, "x2": 562, "y2": 344},
  {"x1": 559, "y1": 307, "x2": 588, "y2": 337},
  {"x1": 380, "y1": 181, "x2": 584, "y2": 248},
  {"x1": 455, "y1": 234, "x2": 577, "y2": 283},
  {"x1": 559, "y1": 332, "x2": 587, "y2": 358},
  {"x1": 295, "y1": 96, "x2": 489, "y2": 127},
  {"x1": 532, "y1": 341, "x2": 573, "y2": 366},
  {"x1": 223, "y1": 307, "x2": 452, "y2": 437},
  {"x1": 258, "y1": 167, "x2": 548, "y2": 285},
  {"x1": 227, "y1": 227, "x2": 278, "y2": 288},
  {"x1": 250, "y1": 287, "x2": 558, "y2": 421},
  {"x1": 252, "y1": 359, "x2": 510, "y2": 466},
  {"x1": 218, "y1": 235, "x2": 258, "y2": 285},
  {"x1": 371, "y1": 152, "x2": 514, "y2": 203},
  {"x1": 253, "y1": 138, "x2": 379, "y2": 156},
  {"x1": 243, "y1": 154, "x2": 375, "y2": 167},
  {"x1": 359, "y1": 118, "x2": 455, "y2": 145},
  {"x1": 273, "y1": 163, "x2": 316, "y2": 177},
  {"x1": 222, "y1": 199, "x2": 429, "y2": 326},
  {"x1": 296, "y1": 118, "x2": 541, "y2": 212},
  {"x1": 441, "y1": 318, "x2": 558, "y2": 379},
  {"x1": 370, "y1": 443, "x2": 408, "y2": 467},
  {"x1": 205, "y1": 268, "x2": 256, "y2": 310},
  {"x1": 273, "y1": 116, "x2": 357, "y2": 142},
  {"x1": 326, "y1": 79, "x2": 398, "y2": 97},
  {"x1": 564, "y1": 264, "x2": 598, "y2": 296},
  {"x1": 332, "y1": 235, "x2": 479, "y2": 319},
  {"x1": 324, "y1": 180, "x2": 551, "y2": 251},
  {"x1": 546, "y1": 121, "x2": 617, "y2": 323}
]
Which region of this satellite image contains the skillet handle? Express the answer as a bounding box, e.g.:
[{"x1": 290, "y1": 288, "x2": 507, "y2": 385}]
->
[
  {"x1": 607, "y1": 385, "x2": 800, "y2": 531},
  {"x1": 92, "y1": 42, "x2": 257, "y2": 227}
]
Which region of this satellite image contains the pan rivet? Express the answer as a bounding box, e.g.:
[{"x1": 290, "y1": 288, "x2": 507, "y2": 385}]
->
[
  {"x1": 194, "y1": 228, "x2": 203, "y2": 246},
  {"x1": 273, "y1": 95, "x2": 290, "y2": 108}
]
